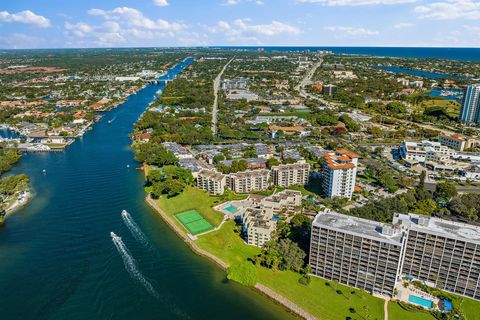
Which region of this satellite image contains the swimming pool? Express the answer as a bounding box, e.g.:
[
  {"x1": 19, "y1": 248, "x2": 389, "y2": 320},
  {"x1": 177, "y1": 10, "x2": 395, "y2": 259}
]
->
[
  {"x1": 408, "y1": 295, "x2": 433, "y2": 308},
  {"x1": 224, "y1": 204, "x2": 238, "y2": 213}
]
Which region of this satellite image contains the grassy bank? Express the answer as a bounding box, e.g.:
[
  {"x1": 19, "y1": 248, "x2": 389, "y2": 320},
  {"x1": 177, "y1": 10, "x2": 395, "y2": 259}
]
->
[
  {"x1": 196, "y1": 220, "x2": 260, "y2": 265},
  {"x1": 258, "y1": 268, "x2": 384, "y2": 320},
  {"x1": 388, "y1": 301, "x2": 434, "y2": 320},
  {"x1": 196, "y1": 222, "x2": 384, "y2": 320}
]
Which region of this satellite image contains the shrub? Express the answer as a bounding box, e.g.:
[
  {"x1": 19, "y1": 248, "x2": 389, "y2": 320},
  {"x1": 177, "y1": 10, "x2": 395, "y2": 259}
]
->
[
  {"x1": 227, "y1": 262, "x2": 258, "y2": 286},
  {"x1": 298, "y1": 274, "x2": 311, "y2": 286}
]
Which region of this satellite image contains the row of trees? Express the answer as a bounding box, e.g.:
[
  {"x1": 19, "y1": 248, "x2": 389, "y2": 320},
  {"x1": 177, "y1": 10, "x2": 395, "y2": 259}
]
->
[
  {"x1": 348, "y1": 177, "x2": 479, "y2": 223},
  {"x1": 0, "y1": 146, "x2": 22, "y2": 175},
  {"x1": 146, "y1": 166, "x2": 193, "y2": 198},
  {"x1": 133, "y1": 142, "x2": 178, "y2": 167},
  {"x1": 251, "y1": 214, "x2": 312, "y2": 284}
]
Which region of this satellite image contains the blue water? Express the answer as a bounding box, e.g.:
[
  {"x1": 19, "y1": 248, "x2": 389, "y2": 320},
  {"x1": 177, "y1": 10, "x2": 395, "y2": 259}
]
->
[
  {"x1": 224, "y1": 204, "x2": 238, "y2": 214},
  {"x1": 428, "y1": 88, "x2": 464, "y2": 101},
  {"x1": 0, "y1": 58, "x2": 294, "y2": 320},
  {"x1": 408, "y1": 295, "x2": 433, "y2": 308},
  {"x1": 214, "y1": 46, "x2": 480, "y2": 62},
  {"x1": 371, "y1": 66, "x2": 465, "y2": 79}
]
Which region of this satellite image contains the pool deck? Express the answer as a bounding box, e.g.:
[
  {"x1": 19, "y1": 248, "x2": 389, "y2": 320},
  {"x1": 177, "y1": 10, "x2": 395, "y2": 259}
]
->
[
  {"x1": 214, "y1": 198, "x2": 253, "y2": 217},
  {"x1": 395, "y1": 281, "x2": 439, "y2": 310}
]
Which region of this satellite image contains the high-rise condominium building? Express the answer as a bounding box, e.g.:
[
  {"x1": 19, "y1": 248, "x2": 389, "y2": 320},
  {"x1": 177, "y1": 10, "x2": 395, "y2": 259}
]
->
[
  {"x1": 310, "y1": 210, "x2": 403, "y2": 296},
  {"x1": 309, "y1": 211, "x2": 480, "y2": 300},
  {"x1": 459, "y1": 84, "x2": 480, "y2": 123},
  {"x1": 396, "y1": 214, "x2": 480, "y2": 300},
  {"x1": 321, "y1": 150, "x2": 358, "y2": 199}
]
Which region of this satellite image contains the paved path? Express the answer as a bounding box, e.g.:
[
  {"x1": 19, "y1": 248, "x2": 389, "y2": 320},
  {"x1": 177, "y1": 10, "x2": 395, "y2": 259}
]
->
[
  {"x1": 212, "y1": 58, "x2": 233, "y2": 135},
  {"x1": 384, "y1": 298, "x2": 389, "y2": 320}
]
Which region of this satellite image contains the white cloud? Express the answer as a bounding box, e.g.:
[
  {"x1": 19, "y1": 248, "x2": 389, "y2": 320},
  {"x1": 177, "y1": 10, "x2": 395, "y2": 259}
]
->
[
  {"x1": 87, "y1": 7, "x2": 185, "y2": 31},
  {"x1": 414, "y1": 0, "x2": 480, "y2": 20},
  {"x1": 299, "y1": 0, "x2": 416, "y2": 5},
  {"x1": 324, "y1": 26, "x2": 379, "y2": 36},
  {"x1": 394, "y1": 22, "x2": 414, "y2": 28},
  {"x1": 0, "y1": 10, "x2": 50, "y2": 28},
  {"x1": 207, "y1": 19, "x2": 300, "y2": 38},
  {"x1": 153, "y1": 0, "x2": 169, "y2": 6},
  {"x1": 63, "y1": 7, "x2": 192, "y2": 47}
]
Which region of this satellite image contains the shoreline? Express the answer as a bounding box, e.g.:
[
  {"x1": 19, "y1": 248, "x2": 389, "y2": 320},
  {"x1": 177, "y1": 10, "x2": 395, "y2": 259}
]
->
[
  {"x1": 1, "y1": 189, "x2": 32, "y2": 223},
  {"x1": 145, "y1": 194, "x2": 317, "y2": 320}
]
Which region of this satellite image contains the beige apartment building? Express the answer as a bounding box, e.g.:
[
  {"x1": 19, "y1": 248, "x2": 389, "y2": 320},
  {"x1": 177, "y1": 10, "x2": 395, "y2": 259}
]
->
[
  {"x1": 196, "y1": 169, "x2": 226, "y2": 195},
  {"x1": 241, "y1": 208, "x2": 276, "y2": 247},
  {"x1": 261, "y1": 189, "x2": 302, "y2": 212},
  {"x1": 439, "y1": 133, "x2": 478, "y2": 152},
  {"x1": 226, "y1": 169, "x2": 270, "y2": 193},
  {"x1": 271, "y1": 162, "x2": 310, "y2": 187}
]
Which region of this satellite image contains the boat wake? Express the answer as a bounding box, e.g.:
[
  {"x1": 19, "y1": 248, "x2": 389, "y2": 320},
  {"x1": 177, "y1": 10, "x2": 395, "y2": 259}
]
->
[
  {"x1": 121, "y1": 210, "x2": 149, "y2": 247},
  {"x1": 110, "y1": 232, "x2": 159, "y2": 298}
]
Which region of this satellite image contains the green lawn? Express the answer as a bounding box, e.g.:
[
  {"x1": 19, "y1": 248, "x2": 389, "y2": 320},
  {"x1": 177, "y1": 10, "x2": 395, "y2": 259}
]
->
[
  {"x1": 289, "y1": 178, "x2": 323, "y2": 196},
  {"x1": 196, "y1": 220, "x2": 260, "y2": 265},
  {"x1": 388, "y1": 301, "x2": 434, "y2": 320},
  {"x1": 155, "y1": 186, "x2": 225, "y2": 234},
  {"x1": 258, "y1": 268, "x2": 385, "y2": 320},
  {"x1": 195, "y1": 222, "x2": 385, "y2": 320},
  {"x1": 417, "y1": 98, "x2": 460, "y2": 117},
  {"x1": 456, "y1": 295, "x2": 480, "y2": 320}
]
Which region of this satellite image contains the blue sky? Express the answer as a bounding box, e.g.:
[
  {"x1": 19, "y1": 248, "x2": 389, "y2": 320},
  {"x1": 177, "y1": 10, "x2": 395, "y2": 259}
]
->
[{"x1": 1, "y1": 0, "x2": 479, "y2": 48}]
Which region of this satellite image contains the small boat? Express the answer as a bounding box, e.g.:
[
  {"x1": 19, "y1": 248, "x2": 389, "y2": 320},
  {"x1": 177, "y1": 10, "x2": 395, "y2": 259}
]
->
[
  {"x1": 126, "y1": 164, "x2": 130, "y2": 168},
  {"x1": 42, "y1": 169, "x2": 47, "y2": 174},
  {"x1": 121, "y1": 210, "x2": 128, "y2": 217}
]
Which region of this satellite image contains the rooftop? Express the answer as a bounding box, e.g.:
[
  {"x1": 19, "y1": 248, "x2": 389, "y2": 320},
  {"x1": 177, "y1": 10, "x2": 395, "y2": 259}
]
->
[
  {"x1": 323, "y1": 149, "x2": 358, "y2": 170},
  {"x1": 313, "y1": 210, "x2": 404, "y2": 246},
  {"x1": 198, "y1": 169, "x2": 225, "y2": 180},
  {"x1": 394, "y1": 213, "x2": 480, "y2": 244}
]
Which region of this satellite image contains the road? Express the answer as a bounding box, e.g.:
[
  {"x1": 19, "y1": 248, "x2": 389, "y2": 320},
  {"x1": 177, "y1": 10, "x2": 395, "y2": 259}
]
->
[
  {"x1": 211, "y1": 58, "x2": 233, "y2": 135},
  {"x1": 294, "y1": 59, "x2": 342, "y2": 109},
  {"x1": 294, "y1": 60, "x2": 322, "y2": 95}
]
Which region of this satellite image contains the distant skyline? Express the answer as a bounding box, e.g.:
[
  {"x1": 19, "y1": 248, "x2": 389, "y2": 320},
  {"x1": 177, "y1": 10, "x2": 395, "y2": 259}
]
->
[{"x1": 1, "y1": 0, "x2": 480, "y2": 49}]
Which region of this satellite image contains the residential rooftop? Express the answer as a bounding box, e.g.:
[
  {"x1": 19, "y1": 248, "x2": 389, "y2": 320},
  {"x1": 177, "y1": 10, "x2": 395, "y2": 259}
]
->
[
  {"x1": 394, "y1": 213, "x2": 480, "y2": 245},
  {"x1": 313, "y1": 210, "x2": 404, "y2": 246}
]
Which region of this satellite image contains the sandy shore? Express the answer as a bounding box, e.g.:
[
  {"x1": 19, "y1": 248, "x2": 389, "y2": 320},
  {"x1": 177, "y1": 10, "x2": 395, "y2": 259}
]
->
[{"x1": 1, "y1": 189, "x2": 32, "y2": 222}]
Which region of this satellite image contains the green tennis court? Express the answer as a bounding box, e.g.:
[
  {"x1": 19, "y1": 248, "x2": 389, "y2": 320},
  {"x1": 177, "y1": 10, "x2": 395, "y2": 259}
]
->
[{"x1": 175, "y1": 209, "x2": 213, "y2": 235}]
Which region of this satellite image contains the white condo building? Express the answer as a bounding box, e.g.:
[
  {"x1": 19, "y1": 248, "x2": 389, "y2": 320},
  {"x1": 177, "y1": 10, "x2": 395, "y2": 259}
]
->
[
  {"x1": 321, "y1": 150, "x2": 358, "y2": 199},
  {"x1": 399, "y1": 140, "x2": 456, "y2": 163}
]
